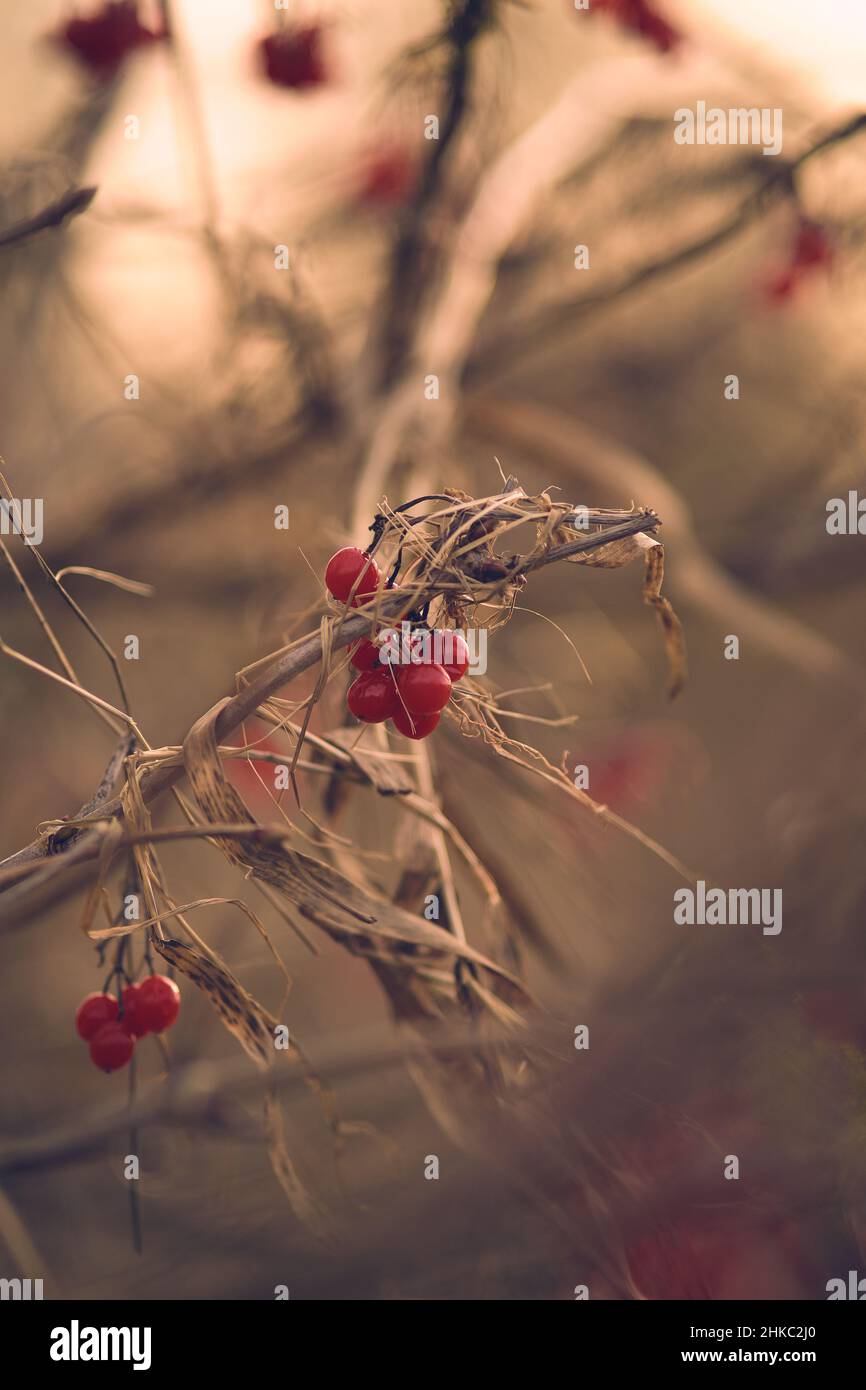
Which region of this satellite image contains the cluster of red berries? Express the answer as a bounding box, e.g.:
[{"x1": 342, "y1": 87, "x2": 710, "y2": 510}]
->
[
  {"x1": 47, "y1": 5, "x2": 329, "y2": 93},
  {"x1": 75, "y1": 975, "x2": 181, "y2": 1072},
  {"x1": 49, "y1": 2, "x2": 165, "y2": 74},
  {"x1": 325, "y1": 547, "x2": 470, "y2": 740}
]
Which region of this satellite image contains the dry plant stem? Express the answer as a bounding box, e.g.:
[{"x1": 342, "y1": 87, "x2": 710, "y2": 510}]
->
[
  {"x1": 468, "y1": 111, "x2": 866, "y2": 386},
  {"x1": 0, "y1": 186, "x2": 96, "y2": 250},
  {"x1": 373, "y1": 0, "x2": 492, "y2": 388},
  {"x1": 0, "y1": 1025, "x2": 529, "y2": 1177},
  {"x1": 0, "y1": 464, "x2": 133, "y2": 715},
  {"x1": 466, "y1": 396, "x2": 863, "y2": 686},
  {"x1": 0, "y1": 506, "x2": 668, "y2": 923}
]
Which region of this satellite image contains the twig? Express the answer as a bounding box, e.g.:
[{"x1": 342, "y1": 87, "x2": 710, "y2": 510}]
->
[
  {"x1": 467, "y1": 112, "x2": 866, "y2": 386},
  {"x1": 0, "y1": 186, "x2": 96, "y2": 251},
  {"x1": 0, "y1": 504, "x2": 674, "y2": 920}
]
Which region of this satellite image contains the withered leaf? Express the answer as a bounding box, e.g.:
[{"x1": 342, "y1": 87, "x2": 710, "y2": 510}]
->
[{"x1": 153, "y1": 936, "x2": 282, "y2": 1070}]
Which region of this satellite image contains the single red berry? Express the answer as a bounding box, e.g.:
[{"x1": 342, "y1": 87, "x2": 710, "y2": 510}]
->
[
  {"x1": 391, "y1": 707, "x2": 440, "y2": 740},
  {"x1": 356, "y1": 145, "x2": 417, "y2": 207},
  {"x1": 75, "y1": 991, "x2": 119, "y2": 1041},
  {"x1": 325, "y1": 547, "x2": 382, "y2": 605},
  {"x1": 590, "y1": 0, "x2": 681, "y2": 54},
  {"x1": 89, "y1": 1022, "x2": 135, "y2": 1072},
  {"x1": 135, "y1": 975, "x2": 181, "y2": 1033},
  {"x1": 347, "y1": 669, "x2": 399, "y2": 723},
  {"x1": 257, "y1": 25, "x2": 328, "y2": 90},
  {"x1": 120, "y1": 982, "x2": 151, "y2": 1037},
  {"x1": 434, "y1": 630, "x2": 470, "y2": 681},
  {"x1": 792, "y1": 220, "x2": 833, "y2": 270},
  {"x1": 349, "y1": 638, "x2": 381, "y2": 672},
  {"x1": 51, "y1": 2, "x2": 163, "y2": 75},
  {"x1": 764, "y1": 268, "x2": 800, "y2": 302},
  {"x1": 397, "y1": 662, "x2": 452, "y2": 715}
]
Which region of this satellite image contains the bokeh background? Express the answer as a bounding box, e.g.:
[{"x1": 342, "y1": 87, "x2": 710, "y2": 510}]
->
[{"x1": 0, "y1": 0, "x2": 865, "y2": 1300}]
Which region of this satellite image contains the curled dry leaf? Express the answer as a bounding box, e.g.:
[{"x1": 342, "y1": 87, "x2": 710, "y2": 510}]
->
[{"x1": 554, "y1": 518, "x2": 686, "y2": 698}]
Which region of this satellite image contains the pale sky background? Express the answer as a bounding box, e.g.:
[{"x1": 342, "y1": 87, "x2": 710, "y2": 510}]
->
[
  {"x1": 691, "y1": 0, "x2": 866, "y2": 107},
  {"x1": 5, "y1": 0, "x2": 863, "y2": 381}
]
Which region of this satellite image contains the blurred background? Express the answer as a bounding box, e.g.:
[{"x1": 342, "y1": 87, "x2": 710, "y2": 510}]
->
[{"x1": 0, "y1": 0, "x2": 865, "y2": 1300}]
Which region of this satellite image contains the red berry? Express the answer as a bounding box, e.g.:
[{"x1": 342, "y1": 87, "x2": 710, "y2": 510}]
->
[
  {"x1": 792, "y1": 220, "x2": 832, "y2": 270},
  {"x1": 325, "y1": 547, "x2": 382, "y2": 605},
  {"x1": 356, "y1": 145, "x2": 417, "y2": 207},
  {"x1": 391, "y1": 707, "x2": 440, "y2": 740},
  {"x1": 347, "y1": 669, "x2": 399, "y2": 723},
  {"x1": 135, "y1": 975, "x2": 181, "y2": 1034},
  {"x1": 51, "y1": 2, "x2": 163, "y2": 75},
  {"x1": 764, "y1": 268, "x2": 800, "y2": 302},
  {"x1": 120, "y1": 982, "x2": 151, "y2": 1037},
  {"x1": 397, "y1": 662, "x2": 452, "y2": 715},
  {"x1": 589, "y1": 0, "x2": 681, "y2": 54},
  {"x1": 349, "y1": 638, "x2": 381, "y2": 672},
  {"x1": 75, "y1": 991, "x2": 119, "y2": 1041},
  {"x1": 257, "y1": 25, "x2": 328, "y2": 90},
  {"x1": 435, "y1": 630, "x2": 470, "y2": 681},
  {"x1": 89, "y1": 1022, "x2": 135, "y2": 1072}
]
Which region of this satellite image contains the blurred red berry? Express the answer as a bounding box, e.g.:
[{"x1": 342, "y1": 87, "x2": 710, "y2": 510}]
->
[
  {"x1": 324, "y1": 547, "x2": 382, "y2": 604},
  {"x1": 50, "y1": 2, "x2": 164, "y2": 75},
  {"x1": 764, "y1": 268, "x2": 799, "y2": 303},
  {"x1": 761, "y1": 219, "x2": 833, "y2": 305},
  {"x1": 349, "y1": 638, "x2": 381, "y2": 672},
  {"x1": 258, "y1": 25, "x2": 328, "y2": 91},
  {"x1": 397, "y1": 663, "x2": 452, "y2": 715},
  {"x1": 792, "y1": 219, "x2": 833, "y2": 270},
  {"x1": 391, "y1": 707, "x2": 440, "y2": 740},
  {"x1": 356, "y1": 145, "x2": 418, "y2": 208},
  {"x1": 590, "y1": 0, "x2": 682, "y2": 54},
  {"x1": 75, "y1": 990, "x2": 119, "y2": 1041},
  {"x1": 347, "y1": 669, "x2": 399, "y2": 723},
  {"x1": 89, "y1": 1022, "x2": 135, "y2": 1072}
]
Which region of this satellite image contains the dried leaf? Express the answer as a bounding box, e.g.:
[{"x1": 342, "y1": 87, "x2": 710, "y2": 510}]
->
[
  {"x1": 641, "y1": 540, "x2": 687, "y2": 699},
  {"x1": 153, "y1": 937, "x2": 281, "y2": 1070}
]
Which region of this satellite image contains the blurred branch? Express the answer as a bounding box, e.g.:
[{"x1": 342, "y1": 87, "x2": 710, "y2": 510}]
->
[
  {"x1": 468, "y1": 112, "x2": 866, "y2": 385},
  {"x1": 372, "y1": 0, "x2": 495, "y2": 388},
  {"x1": 466, "y1": 395, "x2": 865, "y2": 689},
  {"x1": 0, "y1": 185, "x2": 96, "y2": 250}
]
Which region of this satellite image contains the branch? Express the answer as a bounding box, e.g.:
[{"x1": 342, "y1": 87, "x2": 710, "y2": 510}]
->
[
  {"x1": 467, "y1": 112, "x2": 866, "y2": 386},
  {"x1": 0, "y1": 186, "x2": 97, "y2": 251},
  {"x1": 0, "y1": 504, "x2": 662, "y2": 923}
]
